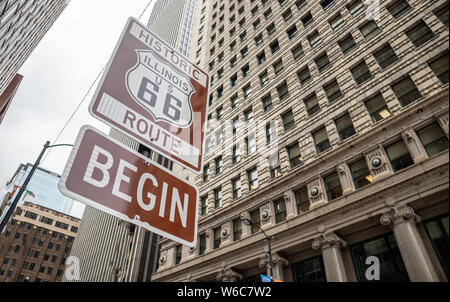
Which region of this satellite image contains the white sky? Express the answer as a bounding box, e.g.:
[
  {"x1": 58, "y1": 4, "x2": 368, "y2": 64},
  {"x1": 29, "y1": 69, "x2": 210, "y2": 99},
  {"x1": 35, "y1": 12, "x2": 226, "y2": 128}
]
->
[{"x1": 0, "y1": 0, "x2": 155, "y2": 218}]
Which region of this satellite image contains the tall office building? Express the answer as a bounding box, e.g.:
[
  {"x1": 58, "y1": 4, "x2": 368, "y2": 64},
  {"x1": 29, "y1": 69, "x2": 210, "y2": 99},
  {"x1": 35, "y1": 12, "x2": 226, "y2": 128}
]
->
[
  {"x1": 151, "y1": 0, "x2": 449, "y2": 282},
  {"x1": 0, "y1": 164, "x2": 75, "y2": 222},
  {"x1": 147, "y1": 0, "x2": 197, "y2": 56},
  {"x1": 64, "y1": 0, "x2": 200, "y2": 281},
  {"x1": 0, "y1": 0, "x2": 70, "y2": 96},
  {"x1": 0, "y1": 74, "x2": 22, "y2": 125}
]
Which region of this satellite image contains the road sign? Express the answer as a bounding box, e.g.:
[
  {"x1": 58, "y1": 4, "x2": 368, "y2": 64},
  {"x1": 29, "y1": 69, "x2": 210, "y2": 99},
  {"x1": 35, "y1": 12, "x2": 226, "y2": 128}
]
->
[
  {"x1": 89, "y1": 17, "x2": 209, "y2": 174},
  {"x1": 58, "y1": 125, "x2": 199, "y2": 247}
]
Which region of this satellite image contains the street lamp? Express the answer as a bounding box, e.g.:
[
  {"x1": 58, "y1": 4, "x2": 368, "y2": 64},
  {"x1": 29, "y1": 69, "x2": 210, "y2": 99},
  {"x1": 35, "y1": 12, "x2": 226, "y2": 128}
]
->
[
  {"x1": 242, "y1": 217, "x2": 273, "y2": 282},
  {"x1": 0, "y1": 141, "x2": 73, "y2": 234}
]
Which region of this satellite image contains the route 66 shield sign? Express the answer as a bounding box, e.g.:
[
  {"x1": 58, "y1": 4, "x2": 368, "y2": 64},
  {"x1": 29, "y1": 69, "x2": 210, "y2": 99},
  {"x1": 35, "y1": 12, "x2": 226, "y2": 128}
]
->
[
  {"x1": 88, "y1": 17, "x2": 210, "y2": 174},
  {"x1": 126, "y1": 50, "x2": 195, "y2": 128}
]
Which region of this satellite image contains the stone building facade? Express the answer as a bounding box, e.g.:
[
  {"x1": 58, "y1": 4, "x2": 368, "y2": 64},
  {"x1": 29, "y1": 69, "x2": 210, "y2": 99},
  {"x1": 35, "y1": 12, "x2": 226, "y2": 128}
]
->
[
  {"x1": 151, "y1": 0, "x2": 449, "y2": 282},
  {"x1": 0, "y1": 202, "x2": 80, "y2": 282}
]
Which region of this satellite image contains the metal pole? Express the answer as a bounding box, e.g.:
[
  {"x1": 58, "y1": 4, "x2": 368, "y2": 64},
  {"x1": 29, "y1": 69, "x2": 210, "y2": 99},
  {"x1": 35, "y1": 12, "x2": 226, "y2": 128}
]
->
[
  {"x1": 260, "y1": 228, "x2": 273, "y2": 282},
  {"x1": 0, "y1": 141, "x2": 50, "y2": 234}
]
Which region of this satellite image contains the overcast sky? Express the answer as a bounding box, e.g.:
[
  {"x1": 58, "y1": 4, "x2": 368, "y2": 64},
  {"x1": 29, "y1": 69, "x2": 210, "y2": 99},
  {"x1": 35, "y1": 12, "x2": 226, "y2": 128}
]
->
[{"x1": 0, "y1": 0, "x2": 155, "y2": 218}]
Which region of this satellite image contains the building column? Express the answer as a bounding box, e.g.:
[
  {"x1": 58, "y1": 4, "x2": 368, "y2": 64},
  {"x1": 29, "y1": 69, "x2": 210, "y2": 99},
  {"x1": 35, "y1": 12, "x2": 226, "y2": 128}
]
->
[
  {"x1": 259, "y1": 253, "x2": 289, "y2": 281},
  {"x1": 216, "y1": 267, "x2": 243, "y2": 282},
  {"x1": 312, "y1": 233, "x2": 348, "y2": 282},
  {"x1": 336, "y1": 163, "x2": 355, "y2": 195},
  {"x1": 380, "y1": 205, "x2": 440, "y2": 282}
]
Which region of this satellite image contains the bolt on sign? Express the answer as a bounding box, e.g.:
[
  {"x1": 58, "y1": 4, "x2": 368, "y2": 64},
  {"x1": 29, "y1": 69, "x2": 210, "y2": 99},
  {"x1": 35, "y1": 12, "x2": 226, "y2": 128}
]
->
[
  {"x1": 89, "y1": 17, "x2": 210, "y2": 174},
  {"x1": 59, "y1": 125, "x2": 199, "y2": 247}
]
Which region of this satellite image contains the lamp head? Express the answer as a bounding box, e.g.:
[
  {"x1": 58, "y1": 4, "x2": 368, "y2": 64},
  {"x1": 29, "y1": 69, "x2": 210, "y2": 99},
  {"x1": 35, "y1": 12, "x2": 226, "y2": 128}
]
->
[{"x1": 242, "y1": 218, "x2": 252, "y2": 226}]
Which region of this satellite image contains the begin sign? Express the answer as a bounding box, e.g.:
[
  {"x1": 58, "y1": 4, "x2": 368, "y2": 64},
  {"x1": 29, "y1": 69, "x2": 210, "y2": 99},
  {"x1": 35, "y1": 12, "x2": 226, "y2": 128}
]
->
[{"x1": 59, "y1": 125, "x2": 199, "y2": 247}]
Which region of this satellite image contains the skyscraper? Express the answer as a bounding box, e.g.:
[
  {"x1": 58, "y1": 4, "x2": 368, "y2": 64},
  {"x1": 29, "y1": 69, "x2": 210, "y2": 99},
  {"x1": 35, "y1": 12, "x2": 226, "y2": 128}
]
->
[
  {"x1": 0, "y1": 74, "x2": 22, "y2": 125},
  {"x1": 151, "y1": 0, "x2": 449, "y2": 282},
  {"x1": 0, "y1": 0, "x2": 70, "y2": 96}
]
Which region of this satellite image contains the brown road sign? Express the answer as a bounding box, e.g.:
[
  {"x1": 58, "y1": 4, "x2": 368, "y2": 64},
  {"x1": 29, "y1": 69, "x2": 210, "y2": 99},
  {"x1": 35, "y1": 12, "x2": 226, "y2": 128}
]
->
[
  {"x1": 89, "y1": 17, "x2": 209, "y2": 174},
  {"x1": 59, "y1": 125, "x2": 199, "y2": 247}
]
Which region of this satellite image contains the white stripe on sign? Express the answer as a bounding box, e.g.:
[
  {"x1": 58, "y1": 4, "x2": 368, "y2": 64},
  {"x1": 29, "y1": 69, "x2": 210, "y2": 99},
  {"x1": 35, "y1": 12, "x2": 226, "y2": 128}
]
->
[{"x1": 97, "y1": 93, "x2": 200, "y2": 166}]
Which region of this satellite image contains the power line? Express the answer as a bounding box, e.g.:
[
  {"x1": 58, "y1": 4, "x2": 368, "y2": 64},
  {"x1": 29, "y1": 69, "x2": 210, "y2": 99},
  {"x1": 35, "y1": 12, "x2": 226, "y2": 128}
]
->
[{"x1": 41, "y1": 0, "x2": 154, "y2": 164}]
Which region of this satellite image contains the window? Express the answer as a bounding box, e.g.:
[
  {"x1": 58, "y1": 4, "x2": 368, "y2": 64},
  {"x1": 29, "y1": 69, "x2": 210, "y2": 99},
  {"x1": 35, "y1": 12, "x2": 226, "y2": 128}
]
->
[
  {"x1": 253, "y1": 18, "x2": 261, "y2": 30},
  {"x1": 288, "y1": 143, "x2": 303, "y2": 168},
  {"x1": 385, "y1": 139, "x2": 414, "y2": 172},
  {"x1": 365, "y1": 93, "x2": 392, "y2": 123},
  {"x1": 347, "y1": 0, "x2": 365, "y2": 16},
  {"x1": 248, "y1": 167, "x2": 259, "y2": 191},
  {"x1": 292, "y1": 256, "x2": 326, "y2": 282},
  {"x1": 278, "y1": 0, "x2": 288, "y2": 6},
  {"x1": 282, "y1": 9, "x2": 293, "y2": 21},
  {"x1": 233, "y1": 219, "x2": 242, "y2": 241},
  {"x1": 423, "y1": 215, "x2": 449, "y2": 278},
  {"x1": 40, "y1": 216, "x2": 53, "y2": 225},
  {"x1": 200, "y1": 196, "x2": 208, "y2": 216},
  {"x1": 338, "y1": 34, "x2": 357, "y2": 55},
  {"x1": 230, "y1": 41, "x2": 237, "y2": 52},
  {"x1": 313, "y1": 127, "x2": 331, "y2": 154},
  {"x1": 242, "y1": 64, "x2": 250, "y2": 77},
  {"x1": 240, "y1": 46, "x2": 248, "y2": 58},
  {"x1": 214, "y1": 187, "x2": 222, "y2": 209},
  {"x1": 213, "y1": 227, "x2": 221, "y2": 249},
  {"x1": 434, "y1": 3, "x2": 449, "y2": 28},
  {"x1": 329, "y1": 13, "x2": 344, "y2": 31},
  {"x1": 282, "y1": 110, "x2": 295, "y2": 131},
  {"x1": 232, "y1": 117, "x2": 240, "y2": 135},
  {"x1": 266, "y1": 22, "x2": 276, "y2": 35},
  {"x1": 257, "y1": 51, "x2": 266, "y2": 64},
  {"x1": 215, "y1": 129, "x2": 223, "y2": 145},
  {"x1": 246, "y1": 134, "x2": 256, "y2": 155},
  {"x1": 391, "y1": 76, "x2": 422, "y2": 106},
  {"x1": 373, "y1": 43, "x2": 399, "y2": 69},
  {"x1": 215, "y1": 156, "x2": 223, "y2": 174},
  {"x1": 273, "y1": 60, "x2": 284, "y2": 75},
  {"x1": 174, "y1": 245, "x2": 182, "y2": 264},
  {"x1": 359, "y1": 20, "x2": 381, "y2": 40},
  {"x1": 298, "y1": 66, "x2": 311, "y2": 85},
  {"x1": 315, "y1": 53, "x2": 330, "y2": 72},
  {"x1": 199, "y1": 234, "x2": 206, "y2": 255},
  {"x1": 296, "y1": 0, "x2": 307, "y2": 10},
  {"x1": 323, "y1": 79, "x2": 343, "y2": 103},
  {"x1": 324, "y1": 172, "x2": 343, "y2": 201},
  {"x1": 351, "y1": 61, "x2": 373, "y2": 85},
  {"x1": 255, "y1": 34, "x2": 263, "y2": 46},
  {"x1": 270, "y1": 40, "x2": 280, "y2": 53},
  {"x1": 301, "y1": 12, "x2": 313, "y2": 27},
  {"x1": 405, "y1": 20, "x2": 435, "y2": 47},
  {"x1": 249, "y1": 209, "x2": 261, "y2": 233},
  {"x1": 251, "y1": 6, "x2": 259, "y2": 16},
  {"x1": 217, "y1": 85, "x2": 223, "y2": 98},
  {"x1": 232, "y1": 177, "x2": 242, "y2": 199},
  {"x1": 321, "y1": 0, "x2": 335, "y2": 10},
  {"x1": 266, "y1": 122, "x2": 277, "y2": 144},
  {"x1": 287, "y1": 25, "x2": 298, "y2": 39},
  {"x1": 244, "y1": 108, "x2": 254, "y2": 124},
  {"x1": 269, "y1": 153, "x2": 282, "y2": 179},
  {"x1": 230, "y1": 74, "x2": 238, "y2": 88},
  {"x1": 428, "y1": 52, "x2": 449, "y2": 84},
  {"x1": 304, "y1": 94, "x2": 320, "y2": 116},
  {"x1": 387, "y1": 0, "x2": 411, "y2": 19},
  {"x1": 24, "y1": 211, "x2": 37, "y2": 220},
  {"x1": 203, "y1": 164, "x2": 210, "y2": 182},
  {"x1": 239, "y1": 18, "x2": 246, "y2": 28},
  {"x1": 262, "y1": 94, "x2": 273, "y2": 112},
  {"x1": 264, "y1": 8, "x2": 272, "y2": 19},
  {"x1": 350, "y1": 159, "x2": 372, "y2": 189},
  {"x1": 274, "y1": 199, "x2": 287, "y2": 223},
  {"x1": 295, "y1": 187, "x2": 310, "y2": 214},
  {"x1": 292, "y1": 43, "x2": 304, "y2": 60},
  {"x1": 277, "y1": 82, "x2": 290, "y2": 101},
  {"x1": 308, "y1": 31, "x2": 322, "y2": 48},
  {"x1": 335, "y1": 113, "x2": 356, "y2": 141},
  {"x1": 417, "y1": 123, "x2": 449, "y2": 157}
]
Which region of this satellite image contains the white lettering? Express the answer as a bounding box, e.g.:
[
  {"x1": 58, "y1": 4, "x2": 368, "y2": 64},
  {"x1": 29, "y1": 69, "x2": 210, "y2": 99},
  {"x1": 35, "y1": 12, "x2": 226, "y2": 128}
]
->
[
  {"x1": 83, "y1": 145, "x2": 113, "y2": 188},
  {"x1": 170, "y1": 187, "x2": 189, "y2": 228},
  {"x1": 112, "y1": 159, "x2": 137, "y2": 202},
  {"x1": 137, "y1": 173, "x2": 158, "y2": 211}
]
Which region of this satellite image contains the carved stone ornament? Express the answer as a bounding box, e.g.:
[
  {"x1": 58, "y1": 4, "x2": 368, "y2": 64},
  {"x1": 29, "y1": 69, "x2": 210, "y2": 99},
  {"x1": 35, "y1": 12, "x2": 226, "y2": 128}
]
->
[
  {"x1": 189, "y1": 247, "x2": 196, "y2": 254},
  {"x1": 221, "y1": 228, "x2": 229, "y2": 239},
  {"x1": 402, "y1": 130, "x2": 414, "y2": 141},
  {"x1": 311, "y1": 187, "x2": 319, "y2": 197},
  {"x1": 371, "y1": 157, "x2": 382, "y2": 168},
  {"x1": 338, "y1": 164, "x2": 346, "y2": 175},
  {"x1": 216, "y1": 268, "x2": 243, "y2": 282},
  {"x1": 312, "y1": 233, "x2": 347, "y2": 250},
  {"x1": 259, "y1": 253, "x2": 289, "y2": 268},
  {"x1": 261, "y1": 210, "x2": 270, "y2": 221},
  {"x1": 283, "y1": 192, "x2": 291, "y2": 202},
  {"x1": 380, "y1": 205, "x2": 422, "y2": 227},
  {"x1": 159, "y1": 256, "x2": 166, "y2": 265}
]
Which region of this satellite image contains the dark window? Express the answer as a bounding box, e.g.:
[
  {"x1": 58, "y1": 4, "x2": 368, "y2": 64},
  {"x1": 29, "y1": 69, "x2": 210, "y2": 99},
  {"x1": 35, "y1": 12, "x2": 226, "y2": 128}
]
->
[
  {"x1": 273, "y1": 60, "x2": 284, "y2": 75},
  {"x1": 434, "y1": 3, "x2": 449, "y2": 28},
  {"x1": 428, "y1": 52, "x2": 449, "y2": 84},
  {"x1": 315, "y1": 52, "x2": 330, "y2": 72},
  {"x1": 308, "y1": 31, "x2": 322, "y2": 48},
  {"x1": 199, "y1": 234, "x2": 206, "y2": 255},
  {"x1": 203, "y1": 164, "x2": 209, "y2": 182},
  {"x1": 416, "y1": 123, "x2": 449, "y2": 157},
  {"x1": 215, "y1": 156, "x2": 222, "y2": 174},
  {"x1": 423, "y1": 215, "x2": 449, "y2": 278},
  {"x1": 347, "y1": 0, "x2": 365, "y2": 16},
  {"x1": 292, "y1": 256, "x2": 326, "y2": 282},
  {"x1": 232, "y1": 144, "x2": 241, "y2": 164},
  {"x1": 274, "y1": 199, "x2": 287, "y2": 223},
  {"x1": 323, "y1": 79, "x2": 343, "y2": 103},
  {"x1": 287, "y1": 25, "x2": 298, "y2": 39},
  {"x1": 391, "y1": 76, "x2": 422, "y2": 106},
  {"x1": 250, "y1": 209, "x2": 261, "y2": 234},
  {"x1": 288, "y1": 143, "x2": 303, "y2": 168},
  {"x1": 295, "y1": 187, "x2": 310, "y2": 214},
  {"x1": 262, "y1": 94, "x2": 273, "y2": 112},
  {"x1": 405, "y1": 20, "x2": 435, "y2": 47},
  {"x1": 373, "y1": 44, "x2": 399, "y2": 69},
  {"x1": 385, "y1": 139, "x2": 414, "y2": 172},
  {"x1": 321, "y1": 0, "x2": 335, "y2": 10},
  {"x1": 248, "y1": 167, "x2": 259, "y2": 191},
  {"x1": 298, "y1": 66, "x2": 311, "y2": 85},
  {"x1": 350, "y1": 233, "x2": 409, "y2": 281},
  {"x1": 304, "y1": 94, "x2": 320, "y2": 116},
  {"x1": 329, "y1": 13, "x2": 344, "y2": 31},
  {"x1": 301, "y1": 11, "x2": 313, "y2": 27},
  {"x1": 365, "y1": 93, "x2": 392, "y2": 123},
  {"x1": 350, "y1": 159, "x2": 372, "y2": 189},
  {"x1": 24, "y1": 211, "x2": 37, "y2": 220},
  {"x1": 233, "y1": 219, "x2": 242, "y2": 241},
  {"x1": 269, "y1": 154, "x2": 282, "y2": 179},
  {"x1": 200, "y1": 196, "x2": 208, "y2": 216},
  {"x1": 232, "y1": 177, "x2": 242, "y2": 199},
  {"x1": 324, "y1": 172, "x2": 343, "y2": 201},
  {"x1": 260, "y1": 70, "x2": 269, "y2": 87},
  {"x1": 351, "y1": 61, "x2": 373, "y2": 85},
  {"x1": 213, "y1": 227, "x2": 221, "y2": 249},
  {"x1": 257, "y1": 51, "x2": 266, "y2": 64},
  {"x1": 387, "y1": 0, "x2": 412, "y2": 19},
  {"x1": 214, "y1": 188, "x2": 222, "y2": 209},
  {"x1": 335, "y1": 113, "x2": 356, "y2": 141},
  {"x1": 338, "y1": 34, "x2": 357, "y2": 55},
  {"x1": 296, "y1": 0, "x2": 307, "y2": 10},
  {"x1": 314, "y1": 127, "x2": 331, "y2": 154},
  {"x1": 292, "y1": 43, "x2": 305, "y2": 60},
  {"x1": 270, "y1": 40, "x2": 280, "y2": 53},
  {"x1": 282, "y1": 110, "x2": 295, "y2": 131},
  {"x1": 277, "y1": 82, "x2": 290, "y2": 101}
]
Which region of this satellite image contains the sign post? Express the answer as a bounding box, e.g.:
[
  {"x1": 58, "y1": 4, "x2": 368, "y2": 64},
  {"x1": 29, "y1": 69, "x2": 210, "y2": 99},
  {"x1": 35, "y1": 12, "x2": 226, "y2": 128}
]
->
[
  {"x1": 59, "y1": 125, "x2": 199, "y2": 247},
  {"x1": 89, "y1": 17, "x2": 209, "y2": 174}
]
